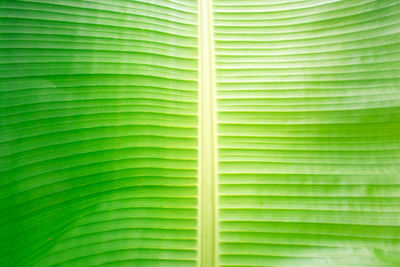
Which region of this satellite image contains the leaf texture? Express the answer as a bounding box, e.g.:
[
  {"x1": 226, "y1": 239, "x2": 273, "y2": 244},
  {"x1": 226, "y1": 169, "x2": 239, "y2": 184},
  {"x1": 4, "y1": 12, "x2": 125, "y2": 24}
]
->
[
  {"x1": 214, "y1": 1, "x2": 400, "y2": 266},
  {"x1": 0, "y1": 0, "x2": 199, "y2": 266},
  {"x1": 1, "y1": 0, "x2": 400, "y2": 267}
]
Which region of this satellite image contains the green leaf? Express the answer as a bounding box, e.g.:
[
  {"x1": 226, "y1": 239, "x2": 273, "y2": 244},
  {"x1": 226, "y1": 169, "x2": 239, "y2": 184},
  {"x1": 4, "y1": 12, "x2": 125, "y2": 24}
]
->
[
  {"x1": 214, "y1": 1, "x2": 400, "y2": 266},
  {"x1": 0, "y1": 0, "x2": 199, "y2": 266},
  {"x1": 1, "y1": 0, "x2": 400, "y2": 267}
]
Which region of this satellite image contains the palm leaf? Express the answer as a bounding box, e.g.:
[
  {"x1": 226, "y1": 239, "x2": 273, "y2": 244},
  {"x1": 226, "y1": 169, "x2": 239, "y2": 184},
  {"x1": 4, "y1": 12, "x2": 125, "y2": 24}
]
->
[
  {"x1": 1, "y1": 0, "x2": 400, "y2": 266},
  {"x1": 214, "y1": 1, "x2": 400, "y2": 266},
  {"x1": 1, "y1": 0, "x2": 199, "y2": 266}
]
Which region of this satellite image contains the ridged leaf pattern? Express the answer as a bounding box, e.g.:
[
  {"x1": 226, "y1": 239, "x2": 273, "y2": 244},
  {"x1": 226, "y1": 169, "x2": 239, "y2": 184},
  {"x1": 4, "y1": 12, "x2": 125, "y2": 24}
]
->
[
  {"x1": 1, "y1": 0, "x2": 400, "y2": 266},
  {"x1": 1, "y1": 0, "x2": 199, "y2": 266},
  {"x1": 215, "y1": 1, "x2": 400, "y2": 266}
]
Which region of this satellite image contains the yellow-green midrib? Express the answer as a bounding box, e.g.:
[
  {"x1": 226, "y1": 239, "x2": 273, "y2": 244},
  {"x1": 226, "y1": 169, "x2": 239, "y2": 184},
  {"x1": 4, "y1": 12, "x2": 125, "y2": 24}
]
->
[{"x1": 2, "y1": 1, "x2": 400, "y2": 266}]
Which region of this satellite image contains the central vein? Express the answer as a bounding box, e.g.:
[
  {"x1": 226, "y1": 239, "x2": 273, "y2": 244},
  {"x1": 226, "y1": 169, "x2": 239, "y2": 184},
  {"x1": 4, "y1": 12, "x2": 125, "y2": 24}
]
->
[{"x1": 198, "y1": 0, "x2": 218, "y2": 266}]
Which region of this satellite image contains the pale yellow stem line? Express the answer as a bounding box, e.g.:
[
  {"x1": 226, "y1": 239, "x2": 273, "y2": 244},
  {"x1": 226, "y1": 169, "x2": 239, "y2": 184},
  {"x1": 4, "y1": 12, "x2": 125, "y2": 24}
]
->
[{"x1": 198, "y1": 0, "x2": 218, "y2": 266}]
